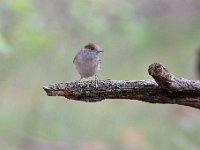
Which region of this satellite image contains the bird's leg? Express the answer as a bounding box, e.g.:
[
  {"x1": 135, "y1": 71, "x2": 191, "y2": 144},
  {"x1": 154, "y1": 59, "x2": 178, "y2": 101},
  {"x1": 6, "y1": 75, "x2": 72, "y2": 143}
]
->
[
  {"x1": 95, "y1": 75, "x2": 99, "y2": 88},
  {"x1": 76, "y1": 77, "x2": 83, "y2": 84},
  {"x1": 79, "y1": 77, "x2": 83, "y2": 81}
]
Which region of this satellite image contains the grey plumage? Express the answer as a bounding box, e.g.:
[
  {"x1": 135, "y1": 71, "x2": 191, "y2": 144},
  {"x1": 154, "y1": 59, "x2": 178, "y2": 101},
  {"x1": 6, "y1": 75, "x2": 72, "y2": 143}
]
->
[{"x1": 73, "y1": 43, "x2": 103, "y2": 87}]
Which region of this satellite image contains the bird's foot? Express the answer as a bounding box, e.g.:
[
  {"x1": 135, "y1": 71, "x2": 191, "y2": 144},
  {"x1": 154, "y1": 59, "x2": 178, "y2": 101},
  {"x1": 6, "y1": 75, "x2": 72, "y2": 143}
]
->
[{"x1": 95, "y1": 75, "x2": 99, "y2": 88}]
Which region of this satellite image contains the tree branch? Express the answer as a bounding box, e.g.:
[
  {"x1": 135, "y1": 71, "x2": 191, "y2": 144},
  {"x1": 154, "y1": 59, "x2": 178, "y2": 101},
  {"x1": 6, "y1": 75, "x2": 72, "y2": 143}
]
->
[{"x1": 43, "y1": 63, "x2": 200, "y2": 109}]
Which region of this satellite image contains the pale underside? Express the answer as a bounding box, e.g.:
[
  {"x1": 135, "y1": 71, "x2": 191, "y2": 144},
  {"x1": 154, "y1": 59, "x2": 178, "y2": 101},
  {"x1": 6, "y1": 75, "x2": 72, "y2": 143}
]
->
[{"x1": 73, "y1": 53, "x2": 100, "y2": 78}]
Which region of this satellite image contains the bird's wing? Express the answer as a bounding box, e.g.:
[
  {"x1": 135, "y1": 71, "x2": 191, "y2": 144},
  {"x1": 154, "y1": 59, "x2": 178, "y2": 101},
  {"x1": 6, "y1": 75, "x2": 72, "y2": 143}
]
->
[
  {"x1": 73, "y1": 55, "x2": 76, "y2": 63},
  {"x1": 73, "y1": 52, "x2": 79, "y2": 63}
]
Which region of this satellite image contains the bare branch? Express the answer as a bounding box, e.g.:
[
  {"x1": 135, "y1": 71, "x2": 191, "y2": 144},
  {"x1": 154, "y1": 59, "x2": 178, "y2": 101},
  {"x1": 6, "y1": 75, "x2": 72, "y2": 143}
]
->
[
  {"x1": 148, "y1": 63, "x2": 200, "y2": 91},
  {"x1": 43, "y1": 63, "x2": 200, "y2": 109}
]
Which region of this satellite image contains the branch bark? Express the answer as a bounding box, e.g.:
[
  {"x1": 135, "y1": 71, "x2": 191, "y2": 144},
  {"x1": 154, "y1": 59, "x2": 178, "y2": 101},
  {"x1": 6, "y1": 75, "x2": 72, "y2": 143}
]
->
[{"x1": 43, "y1": 63, "x2": 200, "y2": 109}]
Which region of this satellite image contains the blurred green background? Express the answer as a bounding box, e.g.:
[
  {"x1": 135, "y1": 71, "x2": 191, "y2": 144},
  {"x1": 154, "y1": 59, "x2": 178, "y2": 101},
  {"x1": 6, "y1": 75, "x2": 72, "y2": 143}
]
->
[{"x1": 0, "y1": 0, "x2": 200, "y2": 149}]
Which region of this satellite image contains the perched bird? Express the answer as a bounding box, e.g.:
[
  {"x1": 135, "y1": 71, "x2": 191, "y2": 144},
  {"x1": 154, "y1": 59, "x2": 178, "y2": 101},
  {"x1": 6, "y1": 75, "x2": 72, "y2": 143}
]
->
[{"x1": 73, "y1": 43, "x2": 104, "y2": 87}]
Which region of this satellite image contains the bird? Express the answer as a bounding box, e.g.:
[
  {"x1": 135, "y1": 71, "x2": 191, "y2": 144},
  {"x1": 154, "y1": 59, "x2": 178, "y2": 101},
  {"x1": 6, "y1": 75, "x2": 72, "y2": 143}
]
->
[{"x1": 73, "y1": 43, "x2": 104, "y2": 87}]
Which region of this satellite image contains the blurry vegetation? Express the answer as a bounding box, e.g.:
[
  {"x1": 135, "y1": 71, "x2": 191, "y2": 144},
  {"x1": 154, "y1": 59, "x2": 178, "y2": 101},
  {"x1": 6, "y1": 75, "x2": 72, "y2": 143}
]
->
[{"x1": 0, "y1": 0, "x2": 200, "y2": 149}]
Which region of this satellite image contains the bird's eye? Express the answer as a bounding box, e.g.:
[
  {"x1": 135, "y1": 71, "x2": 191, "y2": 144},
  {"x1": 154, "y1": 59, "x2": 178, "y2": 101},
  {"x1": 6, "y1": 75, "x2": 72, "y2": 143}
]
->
[{"x1": 90, "y1": 47, "x2": 94, "y2": 50}]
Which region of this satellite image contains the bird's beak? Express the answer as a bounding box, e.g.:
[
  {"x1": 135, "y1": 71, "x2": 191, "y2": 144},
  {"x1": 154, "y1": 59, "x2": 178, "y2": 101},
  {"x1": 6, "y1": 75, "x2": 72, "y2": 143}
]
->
[{"x1": 98, "y1": 49, "x2": 104, "y2": 52}]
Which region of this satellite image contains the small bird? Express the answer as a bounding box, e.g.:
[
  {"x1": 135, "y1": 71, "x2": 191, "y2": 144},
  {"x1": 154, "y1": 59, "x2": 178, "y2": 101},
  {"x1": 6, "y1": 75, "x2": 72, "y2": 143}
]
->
[{"x1": 73, "y1": 43, "x2": 104, "y2": 87}]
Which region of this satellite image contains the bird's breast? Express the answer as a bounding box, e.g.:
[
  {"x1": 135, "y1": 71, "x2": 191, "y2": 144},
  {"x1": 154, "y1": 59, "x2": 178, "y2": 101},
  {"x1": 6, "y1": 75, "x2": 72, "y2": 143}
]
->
[{"x1": 74, "y1": 55, "x2": 100, "y2": 78}]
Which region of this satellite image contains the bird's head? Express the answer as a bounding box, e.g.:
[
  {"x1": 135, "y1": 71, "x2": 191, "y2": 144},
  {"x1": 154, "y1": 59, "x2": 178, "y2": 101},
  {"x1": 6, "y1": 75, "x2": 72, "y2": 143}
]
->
[{"x1": 84, "y1": 43, "x2": 104, "y2": 53}]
